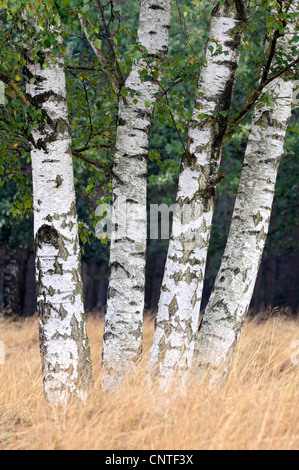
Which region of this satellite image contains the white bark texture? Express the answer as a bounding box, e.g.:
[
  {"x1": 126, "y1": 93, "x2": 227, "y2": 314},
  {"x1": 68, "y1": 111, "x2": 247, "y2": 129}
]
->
[
  {"x1": 148, "y1": 0, "x2": 247, "y2": 386},
  {"x1": 193, "y1": 10, "x2": 297, "y2": 382},
  {"x1": 26, "y1": 48, "x2": 92, "y2": 404},
  {"x1": 102, "y1": 0, "x2": 171, "y2": 388}
]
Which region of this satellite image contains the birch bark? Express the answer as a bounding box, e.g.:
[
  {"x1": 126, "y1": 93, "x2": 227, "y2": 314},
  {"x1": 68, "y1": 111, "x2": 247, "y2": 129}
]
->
[
  {"x1": 101, "y1": 0, "x2": 172, "y2": 388},
  {"x1": 148, "y1": 0, "x2": 247, "y2": 385},
  {"x1": 26, "y1": 40, "x2": 92, "y2": 404},
  {"x1": 193, "y1": 8, "x2": 297, "y2": 382}
]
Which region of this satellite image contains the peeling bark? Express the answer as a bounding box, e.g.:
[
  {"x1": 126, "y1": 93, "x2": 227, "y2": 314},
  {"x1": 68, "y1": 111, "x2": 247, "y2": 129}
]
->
[
  {"x1": 101, "y1": 0, "x2": 171, "y2": 389},
  {"x1": 148, "y1": 0, "x2": 247, "y2": 386},
  {"x1": 26, "y1": 36, "x2": 92, "y2": 404},
  {"x1": 193, "y1": 8, "x2": 297, "y2": 382}
]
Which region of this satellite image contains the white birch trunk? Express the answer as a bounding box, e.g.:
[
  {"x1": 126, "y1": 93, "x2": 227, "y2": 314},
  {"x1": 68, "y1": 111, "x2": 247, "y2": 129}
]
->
[
  {"x1": 148, "y1": 0, "x2": 247, "y2": 386},
  {"x1": 193, "y1": 10, "x2": 297, "y2": 382},
  {"x1": 101, "y1": 0, "x2": 171, "y2": 389},
  {"x1": 26, "y1": 45, "x2": 92, "y2": 404}
]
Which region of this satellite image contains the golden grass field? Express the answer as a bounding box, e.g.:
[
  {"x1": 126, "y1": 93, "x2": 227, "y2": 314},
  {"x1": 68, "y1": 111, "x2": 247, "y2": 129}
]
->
[{"x1": 0, "y1": 313, "x2": 298, "y2": 450}]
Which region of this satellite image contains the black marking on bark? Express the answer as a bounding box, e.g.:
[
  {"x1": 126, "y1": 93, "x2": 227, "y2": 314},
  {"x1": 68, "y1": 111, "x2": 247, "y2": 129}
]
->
[
  {"x1": 133, "y1": 285, "x2": 145, "y2": 292},
  {"x1": 149, "y1": 4, "x2": 165, "y2": 10},
  {"x1": 108, "y1": 287, "x2": 118, "y2": 299},
  {"x1": 243, "y1": 284, "x2": 249, "y2": 294},
  {"x1": 113, "y1": 237, "x2": 136, "y2": 244},
  {"x1": 169, "y1": 295, "x2": 178, "y2": 318},
  {"x1": 110, "y1": 261, "x2": 130, "y2": 278},
  {"x1": 70, "y1": 313, "x2": 93, "y2": 388},
  {"x1": 215, "y1": 59, "x2": 239, "y2": 71},
  {"x1": 253, "y1": 211, "x2": 262, "y2": 226},
  {"x1": 117, "y1": 117, "x2": 127, "y2": 126},
  {"x1": 36, "y1": 225, "x2": 59, "y2": 250},
  {"x1": 126, "y1": 198, "x2": 139, "y2": 204},
  {"x1": 55, "y1": 175, "x2": 63, "y2": 188},
  {"x1": 132, "y1": 126, "x2": 151, "y2": 134},
  {"x1": 30, "y1": 90, "x2": 66, "y2": 111},
  {"x1": 54, "y1": 259, "x2": 63, "y2": 275},
  {"x1": 191, "y1": 289, "x2": 198, "y2": 309},
  {"x1": 136, "y1": 109, "x2": 152, "y2": 120},
  {"x1": 59, "y1": 304, "x2": 68, "y2": 320}
]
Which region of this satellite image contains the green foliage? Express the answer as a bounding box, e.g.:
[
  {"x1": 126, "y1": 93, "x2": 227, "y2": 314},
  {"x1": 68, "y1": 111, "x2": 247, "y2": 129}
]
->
[{"x1": 0, "y1": 0, "x2": 298, "y2": 275}]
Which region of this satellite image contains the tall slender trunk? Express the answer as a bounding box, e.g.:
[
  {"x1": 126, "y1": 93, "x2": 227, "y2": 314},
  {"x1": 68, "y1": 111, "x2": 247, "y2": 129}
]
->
[
  {"x1": 26, "y1": 37, "x2": 92, "y2": 404},
  {"x1": 148, "y1": 0, "x2": 246, "y2": 385},
  {"x1": 193, "y1": 10, "x2": 297, "y2": 381},
  {"x1": 101, "y1": 0, "x2": 171, "y2": 389}
]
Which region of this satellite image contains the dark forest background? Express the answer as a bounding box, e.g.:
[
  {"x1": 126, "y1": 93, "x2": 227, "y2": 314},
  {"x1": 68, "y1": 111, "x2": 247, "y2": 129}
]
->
[{"x1": 0, "y1": 0, "x2": 298, "y2": 318}]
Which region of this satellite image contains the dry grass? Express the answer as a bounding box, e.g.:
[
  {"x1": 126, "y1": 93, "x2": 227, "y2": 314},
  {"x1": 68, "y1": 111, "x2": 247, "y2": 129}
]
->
[{"x1": 0, "y1": 313, "x2": 298, "y2": 450}]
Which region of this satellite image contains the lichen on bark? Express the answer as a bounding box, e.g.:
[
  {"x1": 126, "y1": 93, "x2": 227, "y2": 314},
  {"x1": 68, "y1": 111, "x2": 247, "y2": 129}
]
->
[
  {"x1": 101, "y1": 0, "x2": 172, "y2": 390},
  {"x1": 26, "y1": 33, "x2": 92, "y2": 404},
  {"x1": 148, "y1": 0, "x2": 247, "y2": 386},
  {"x1": 193, "y1": 6, "x2": 297, "y2": 382}
]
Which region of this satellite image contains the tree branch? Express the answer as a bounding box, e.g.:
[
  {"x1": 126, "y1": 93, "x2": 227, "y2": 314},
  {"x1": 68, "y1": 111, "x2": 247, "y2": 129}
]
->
[
  {"x1": 79, "y1": 15, "x2": 123, "y2": 94},
  {"x1": 0, "y1": 71, "x2": 31, "y2": 107},
  {"x1": 94, "y1": 0, "x2": 124, "y2": 85},
  {"x1": 157, "y1": 78, "x2": 185, "y2": 101},
  {"x1": 224, "y1": 56, "x2": 299, "y2": 143},
  {"x1": 73, "y1": 149, "x2": 113, "y2": 177}
]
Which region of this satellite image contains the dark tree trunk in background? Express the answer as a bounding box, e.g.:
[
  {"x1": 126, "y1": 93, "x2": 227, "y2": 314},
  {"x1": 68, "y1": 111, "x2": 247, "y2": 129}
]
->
[
  {"x1": 250, "y1": 262, "x2": 263, "y2": 314},
  {"x1": 3, "y1": 252, "x2": 21, "y2": 316},
  {"x1": 85, "y1": 262, "x2": 96, "y2": 311},
  {"x1": 149, "y1": 253, "x2": 164, "y2": 312},
  {"x1": 265, "y1": 255, "x2": 277, "y2": 308},
  {"x1": 82, "y1": 262, "x2": 108, "y2": 313},
  {"x1": 23, "y1": 256, "x2": 36, "y2": 317},
  {"x1": 96, "y1": 263, "x2": 108, "y2": 312},
  {"x1": 287, "y1": 249, "x2": 299, "y2": 314},
  {"x1": 82, "y1": 261, "x2": 88, "y2": 309}
]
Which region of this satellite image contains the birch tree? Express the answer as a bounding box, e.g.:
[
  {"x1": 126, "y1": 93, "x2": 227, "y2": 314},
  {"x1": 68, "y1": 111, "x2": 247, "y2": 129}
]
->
[
  {"x1": 82, "y1": 0, "x2": 172, "y2": 388},
  {"x1": 148, "y1": 0, "x2": 247, "y2": 385},
  {"x1": 25, "y1": 18, "x2": 92, "y2": 404},
  {"x1": 193, "y1": 1, "x2": 298, "y2": 382}
]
